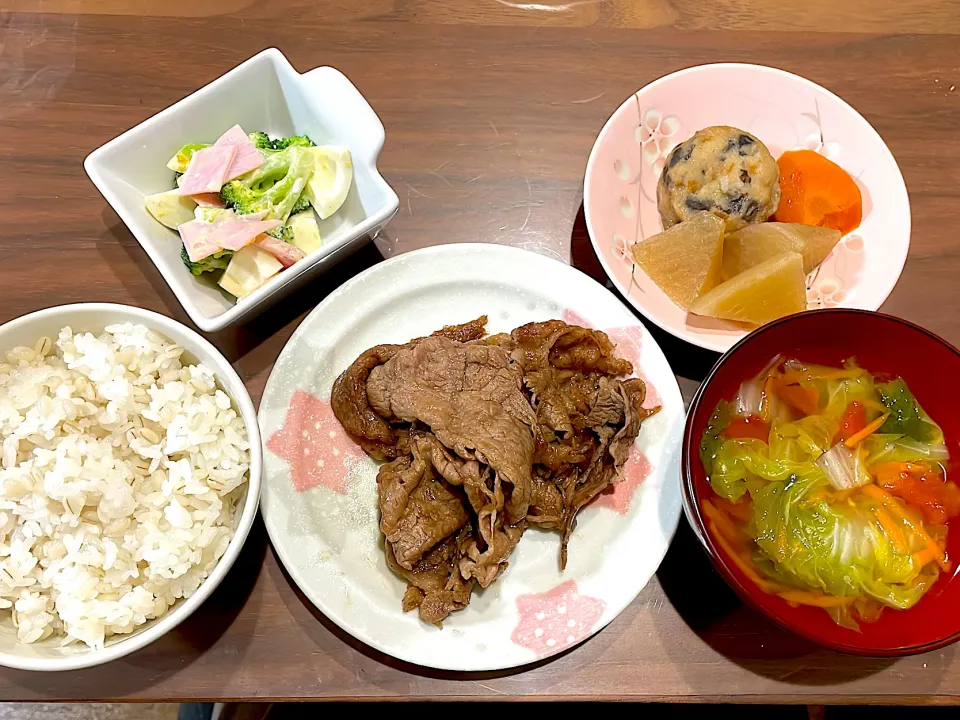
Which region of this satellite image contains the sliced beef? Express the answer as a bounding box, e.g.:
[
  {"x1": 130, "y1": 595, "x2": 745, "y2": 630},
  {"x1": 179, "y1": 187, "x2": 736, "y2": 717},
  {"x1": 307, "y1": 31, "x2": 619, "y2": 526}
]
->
[
  {"x1": 386, "y1": 525, "x2": 476, "y2": 627},
  {"x1": 331, "y1": 343, "x2": 404, "y2": 459},
  {"x1": 331, "y1": 317, "x2": 659, "y2": 626},
  {"x1": 331, "y1": 317, "x2": 490, "y2": 460},
  {"x1": 367, "y1": 336, "x2": 536, "y2": 526}
]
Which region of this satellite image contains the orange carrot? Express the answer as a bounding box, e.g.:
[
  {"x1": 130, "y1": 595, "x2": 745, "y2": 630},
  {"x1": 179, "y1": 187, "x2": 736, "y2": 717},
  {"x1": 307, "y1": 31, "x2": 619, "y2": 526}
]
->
[
  {"x1": 843, "y1": 412, "x2": 890, "y2": 448},
  {"x1": 778, "y1": 590, "x2": 856, "y2": 608},
  {"x1": 775, "y1": 380, "x2": 819, "y2": 415},
  {"x1": 871, "y1": 505, "x2": 908, "y2": 553},
  {"x1": 714, "y1": 496, "x2": 754, "y2": 523},
  {"x1": 774, "y1": 149, "x2": 863, "y2": 233},
  {"x1": 708, "y1": 521, "x2": 776, "y2": 593},
  {"x1": 701, "y1": 500, "x2": 743, "y2": 547},
  {"x1": 862, "y1": 485, "x2": 948, "y2": 570},
  {"x1": 913, "y1": 548, "x2": 940, "y2": 568}
]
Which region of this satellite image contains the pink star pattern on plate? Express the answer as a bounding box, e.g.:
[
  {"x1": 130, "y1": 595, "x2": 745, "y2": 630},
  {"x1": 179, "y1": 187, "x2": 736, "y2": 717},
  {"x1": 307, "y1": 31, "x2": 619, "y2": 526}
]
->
[
  {"x1": 266, "y1": 390, "x2": 366, "y2": 494},
  {"x1": 511, "y1": 580, "x2": 606, "y2": 657},
  {"x1": 590, "y1": 447, "x2": 652, "y2": 514},
  {"x1": 561, "y1": 309, "x2": 661, "y2": 409}
]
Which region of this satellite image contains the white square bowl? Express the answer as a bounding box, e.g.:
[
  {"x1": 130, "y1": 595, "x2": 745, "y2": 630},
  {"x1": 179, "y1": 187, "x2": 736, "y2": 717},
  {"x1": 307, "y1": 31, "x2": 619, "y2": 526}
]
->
[{"x1": 85, "y1": 48, "x2": 399, "y2": 333}]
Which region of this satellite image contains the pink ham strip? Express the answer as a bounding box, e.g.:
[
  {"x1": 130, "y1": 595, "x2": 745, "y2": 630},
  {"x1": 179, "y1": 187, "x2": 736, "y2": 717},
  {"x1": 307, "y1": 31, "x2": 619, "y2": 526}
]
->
[
  {"x1": 191, "y1": 193, "x2": 225, "y2": 208},
  {"x1": 256, "y1": 235, "x2": 306, "y2": 268},
  {"x1": 216, "y1": 125, "x2": 265, "y2": 181},
  {"x1": 178, "y1": 211, "x2": 282, "y2": 261},
  {"x1": 218, "y1": 217, "x2": 282, "y2": 250},
  {"x1": 177, "y1": 143, "x2": 237, "y2": 195},
  {"x1": 179, "y1": 220, "x2": 223, "y2": 263}
]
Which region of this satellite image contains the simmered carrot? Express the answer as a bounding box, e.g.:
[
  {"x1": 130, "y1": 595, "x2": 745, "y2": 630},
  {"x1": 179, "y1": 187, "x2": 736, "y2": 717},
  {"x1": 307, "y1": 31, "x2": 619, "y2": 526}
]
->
[{"x1": 773, "y1": 149, "x2": 863, "y2": 234}]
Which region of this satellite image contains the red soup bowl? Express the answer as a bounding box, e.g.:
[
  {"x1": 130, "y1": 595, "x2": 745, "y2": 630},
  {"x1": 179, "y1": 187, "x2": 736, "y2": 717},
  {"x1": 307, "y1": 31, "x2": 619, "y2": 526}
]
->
[{"x1": 682, "y1": 309, "x2": 960, "y2": 656}]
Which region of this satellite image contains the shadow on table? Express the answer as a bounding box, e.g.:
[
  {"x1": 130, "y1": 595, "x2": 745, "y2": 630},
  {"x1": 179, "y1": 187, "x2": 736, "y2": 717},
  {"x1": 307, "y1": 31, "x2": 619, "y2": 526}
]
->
[
  {"x1": 4, "y1": 516, "x2": 269, "y2": 698},
  {"x1": 98, "y1": 210, "x2": 389, "y2": 373}
]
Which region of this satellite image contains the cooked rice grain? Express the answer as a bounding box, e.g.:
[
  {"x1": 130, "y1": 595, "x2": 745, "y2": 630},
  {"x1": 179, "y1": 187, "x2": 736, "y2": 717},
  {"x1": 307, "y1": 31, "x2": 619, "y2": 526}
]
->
[{"x1": 0, "y1": 323, "x2": 249, "y2": 648}]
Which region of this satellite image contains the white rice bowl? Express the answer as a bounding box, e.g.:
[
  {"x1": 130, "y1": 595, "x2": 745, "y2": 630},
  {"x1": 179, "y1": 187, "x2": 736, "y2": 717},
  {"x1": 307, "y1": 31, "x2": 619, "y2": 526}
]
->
[{"x1": 0, "y1": 304, "x2": 261, "y2": 671}]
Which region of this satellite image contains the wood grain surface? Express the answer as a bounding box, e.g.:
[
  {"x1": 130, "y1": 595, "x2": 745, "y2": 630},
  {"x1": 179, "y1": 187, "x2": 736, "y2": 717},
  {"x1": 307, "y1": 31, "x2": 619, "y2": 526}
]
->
[{"x1": 1, "y1": 0, "x2": 959, "y2": 703}]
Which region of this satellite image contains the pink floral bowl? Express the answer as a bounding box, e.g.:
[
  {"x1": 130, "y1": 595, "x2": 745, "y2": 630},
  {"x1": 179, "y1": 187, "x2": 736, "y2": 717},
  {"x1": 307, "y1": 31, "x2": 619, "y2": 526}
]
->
[{"x1": 583, "y1": 63, "x2": 911, "y2": 353}]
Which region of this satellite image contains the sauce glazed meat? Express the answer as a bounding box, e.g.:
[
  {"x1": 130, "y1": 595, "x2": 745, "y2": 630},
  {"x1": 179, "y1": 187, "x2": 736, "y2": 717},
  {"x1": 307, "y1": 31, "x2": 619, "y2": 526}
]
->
[{"x1": 331, "y1": 317, "x2": 658, "y2": 625}]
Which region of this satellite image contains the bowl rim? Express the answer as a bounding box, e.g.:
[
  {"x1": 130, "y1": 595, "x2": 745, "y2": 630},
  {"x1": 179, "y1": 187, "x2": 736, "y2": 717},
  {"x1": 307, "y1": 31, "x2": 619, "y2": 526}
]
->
[
  {"x1": 583, "y1": 62, "x2": 912, "y2": 353},
  {"x1": 0, "y1": 302, "x2": 262, "y2": 671},
  {"x1": 681, "y1": 307, "x2": 960, "y2": 657}
]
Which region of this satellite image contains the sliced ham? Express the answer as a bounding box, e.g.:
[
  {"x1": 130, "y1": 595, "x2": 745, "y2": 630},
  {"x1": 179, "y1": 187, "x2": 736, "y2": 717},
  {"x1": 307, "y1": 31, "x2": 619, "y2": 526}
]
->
[
  {"x1": 177, "y1": 143, "x2": 237, "y2": 195},
  {"x1": 178, "y1": 210, "x2": 281, "y2": 261},
  {"x1": 217, "y1": 216, "x2": 282, "y2": 251},
  {"x1": 179, "y1": 220, "x2": 223, "y2": 262},
  {"x1": 191, "y1": 192, "x2": 225, "y2": 208},
  {"x1": 216, "y1": 125, "x2": 265, "y2": 181},
  {"x1": 256, "y1": 235, "x2": 306, "y2": 268}
]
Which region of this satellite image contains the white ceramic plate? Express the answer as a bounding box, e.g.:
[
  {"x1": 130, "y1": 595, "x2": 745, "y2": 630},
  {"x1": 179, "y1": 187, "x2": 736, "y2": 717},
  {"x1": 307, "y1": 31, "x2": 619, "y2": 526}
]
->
[
  {"x1": 584, "y1": 63, "x2": 911, "y2": 353},
  {"x1": 259, "y1": 244, "x2": 684, "y2": 671}
]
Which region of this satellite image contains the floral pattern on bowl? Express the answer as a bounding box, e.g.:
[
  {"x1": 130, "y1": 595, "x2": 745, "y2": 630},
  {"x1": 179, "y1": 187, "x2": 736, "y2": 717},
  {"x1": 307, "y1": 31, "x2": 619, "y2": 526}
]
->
[{"x1": 583, "y1": 63, "x2": 911, "y2": 353}]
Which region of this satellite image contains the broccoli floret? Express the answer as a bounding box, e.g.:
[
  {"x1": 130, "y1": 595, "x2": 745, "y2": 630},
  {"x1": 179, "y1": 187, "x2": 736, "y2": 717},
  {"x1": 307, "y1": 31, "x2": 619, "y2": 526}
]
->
[
  {"x1": 180, "y1": 244, "x2": 233, "y2": 276},
  {"x1": 247, "y1": 131, "x2": 271, "y2": 148},
  {"x1": 290, "y1": 194, "x2": 311, "y2": 216},
  {"x1": 248, "y1": 131, "x2": 315, "y2": 151},
  {"x1": 220, "y1": 146, "x2": 314, "y2": 222},
  {"x1": 266, "y1": 224, "x2": 295, "y2": 242}
]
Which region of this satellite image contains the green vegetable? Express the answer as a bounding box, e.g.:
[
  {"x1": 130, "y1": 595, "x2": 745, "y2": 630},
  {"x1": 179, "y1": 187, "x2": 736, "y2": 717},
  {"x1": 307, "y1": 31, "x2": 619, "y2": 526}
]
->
[
  {"x1": 861, "y1": 434, "x2": 949, "y2": 465},
  {"x1": 708, "y1": 437, "x2": 818, "y2": 502},
  {"x1": 180, "y1": 244, "x2": 232, "y2": 276},
  {"x1": 768, "y1": 414, "x2": 837, "y2": 463},
  {"x1": 878, "y1": 378, "x2": 943, "y2": 444},
  {"x1": 266, "y1": 224, "x2": 294, "y2": 242},
  {"x1": 751, "y1": 474, "x2": 936, "y2": 614},
  {"x1": 248, "y1": 131, "x2": 316, "y2": 151},
  {"x1": 701, "y1": 401, "x2": 835, "y2": 502},
  {"x1": 290, "y1": 194, "x2": 311, "y2": 215},
  {"x1": 220, "y1": 146, "x2": 314, "y2": 222},
  {"x1": 822, "y1": 371, "x2": 877, "y2": 420},
  {"x1": 166, "y1": 143, "x2": 209, "y2": 173},
  {"x1": 699, "y1": 401, "x2": 732, "y2": 476}
]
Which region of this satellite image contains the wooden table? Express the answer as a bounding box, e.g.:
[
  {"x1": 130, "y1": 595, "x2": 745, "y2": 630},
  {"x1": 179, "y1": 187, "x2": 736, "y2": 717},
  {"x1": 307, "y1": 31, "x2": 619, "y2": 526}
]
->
[{"x1": 1, "y1": 0, "x2": 959, "y2": 704}]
